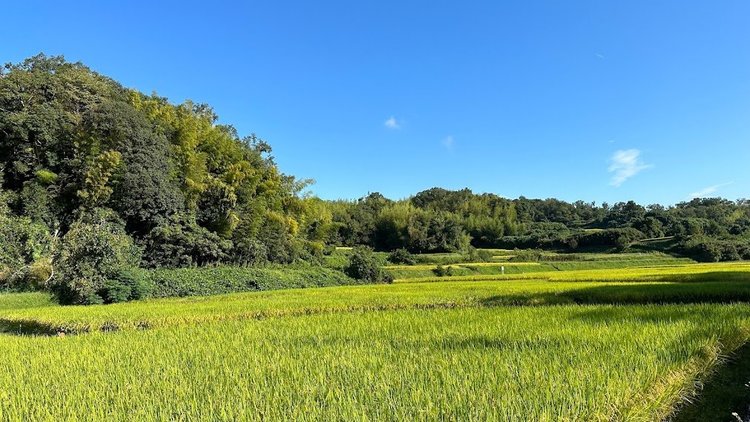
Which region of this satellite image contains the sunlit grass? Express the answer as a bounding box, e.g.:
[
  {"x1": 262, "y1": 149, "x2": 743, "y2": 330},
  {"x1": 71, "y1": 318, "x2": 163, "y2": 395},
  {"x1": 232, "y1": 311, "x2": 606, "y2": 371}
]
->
[
  {"x1": 1, "y1": 259, "x2": 749, "y2": 420},
  {"x1": 0, "y1": 304, "x2": 747, "y2": 421},
  {"x1": 3, "y1": 267, "x2": 750, "y2": 334},
  {"x1": 399, "y1": 261, "x2": 750, "y2": 283},
  {"x1": 0, "y1": 292, "x2": 54, "y2": 311}
]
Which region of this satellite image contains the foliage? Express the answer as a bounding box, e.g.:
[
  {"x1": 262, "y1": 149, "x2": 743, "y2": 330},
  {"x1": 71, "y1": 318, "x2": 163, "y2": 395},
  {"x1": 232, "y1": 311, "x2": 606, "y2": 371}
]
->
[
  {"x1": 141, "y1": 216, "x2": 232, "y2": 268},
  {"x1": 3, "y1": 258, "x2": 53, "y2": 291},
  {"x1": 345, "y1": 246, "x2": 392, "y2": 283},
  {"x1": 0, "y1": 198, "x2": 53, "y2": 291},
  {"x1": 148, "y1": 266, "x2": 358, "y2": 298},
  {"x1": 98, "y1": 268, "x2": 153, "y2": 303},
  {"x1": 0, "y1": 54, "x2": 321, "y2": 282},
  {"x1": 466, "y1": 246, "x2": 494, "y2": 262},
  {"x1": 676, "y1": 237, "x2": 750, "y2": 263},
  {"x1": 509, "y1": 249, "x2": 545, "y2": 262},
  {"x1": 76, "y1": 150, "x2": 122, "y2": 209},
  {"x1": 387, "y1": 248, "x2": 416, "y2": 265},
  {"x1": 326, "y1": 190, "x2": 750, "y2": 263},
  {"x1": 51, "y1": 210, "x2": 141, "y2": 304},
  {"x1": 432, "y1": 264, "x2": 454, "y2": 277}
]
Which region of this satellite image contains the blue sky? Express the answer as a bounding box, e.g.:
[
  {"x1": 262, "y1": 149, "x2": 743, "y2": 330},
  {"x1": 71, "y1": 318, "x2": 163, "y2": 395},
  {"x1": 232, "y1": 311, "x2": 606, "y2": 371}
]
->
[{"x1": 2, "y1": 1, "x2": 748, "y2": 204}]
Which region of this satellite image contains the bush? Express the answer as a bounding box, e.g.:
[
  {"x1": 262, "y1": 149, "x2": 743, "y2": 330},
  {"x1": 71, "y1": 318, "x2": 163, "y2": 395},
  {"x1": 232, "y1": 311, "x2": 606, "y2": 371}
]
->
[
  {"x1": 98, "y1": 269, "x2": 153, "y2": 304},
  {"x1": 381, "y1": 271, "x2": 395, "y2": 284},
  {"x1": 5, "y1": 258, "x2": 53, "y2": 291},
  {"x1": 345, "y1": 246, "x2": 392, "y2": 283},
  {"x1": 388, "y1": 248, "x2": 416, "y2": 265},
  {"x1": 433, "y1": 264, "x2": 454, "y2": 277},
  {"x1": 230, "y1": 238, "x2": 268, "y2": 266},
  {"x1": 141, "y1": 216, "x2": 232, "y2": 268},
  {"x1": 51, "y1": 211, "x2": 141, "y2": 305},
  {"x1": 466, "y1": 247, "x2": 493, "y2": 262},
  {"x1": 0, "y1": 215, "x2": 52, "y2": 276}
]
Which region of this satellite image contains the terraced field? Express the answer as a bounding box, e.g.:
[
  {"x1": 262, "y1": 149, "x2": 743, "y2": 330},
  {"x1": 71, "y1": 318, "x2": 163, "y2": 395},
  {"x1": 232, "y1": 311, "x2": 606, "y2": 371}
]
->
[{"x1": 1, "y1": 259, "x2": 749, "y2": 420}]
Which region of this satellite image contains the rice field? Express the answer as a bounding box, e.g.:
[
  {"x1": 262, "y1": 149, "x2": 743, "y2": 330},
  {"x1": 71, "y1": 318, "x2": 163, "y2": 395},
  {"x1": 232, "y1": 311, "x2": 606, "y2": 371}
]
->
[
  {"x1": 0, "y1": 305, "x2": 749, "y2": 421},
  {"x1": 385, "y1": 256, "x2": 696, "y2": 279},
  {"x1": 4, "y1": 273, "x2": 750, "y2": 335},
  {"x1": 1, "y1": 257, "x2": 749, "y2": 420},
  {"x1": 397, "y1": 261, "x2": 750, "y2": 283}
]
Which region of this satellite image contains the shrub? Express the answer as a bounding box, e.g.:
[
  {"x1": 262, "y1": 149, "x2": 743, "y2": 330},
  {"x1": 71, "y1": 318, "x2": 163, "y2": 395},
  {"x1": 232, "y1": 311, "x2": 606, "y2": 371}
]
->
[
  {"x1": 345, "y1": 246, "x2": 391, "y2": 283},
  {"x1": 98, "y1": 269, "x2": 153, "y2": 304},
  {"x1": 381, "y1": 271, "x2": 395, "y2": 284},
  {"x1": 51, "y1": 211, "x2": 141, "y2": 305},
  {"x1": 433, "y1": 264, "x2": 454, "y2": 277},
  {"x1": 0, "y1": 215, "x2": 52, "y2": 274},
  {"x1": 572, "y1": 228, "x2": 645, "y2": 252},
  {"x1": 466, "y1": 247, "x2": 493, "y2": 262},
  {"x1": 5, "y1": 258, "x2": 53, "y2": 291},
  {"x1": 231, "y1": 238, "x2": 268, "y2": 266},
  {"x1": 388, "y1": 248, "x2": 416, "y2": 265},
  {"x1": 141, "y1": 216, "x2": 232, "y2": 268}
]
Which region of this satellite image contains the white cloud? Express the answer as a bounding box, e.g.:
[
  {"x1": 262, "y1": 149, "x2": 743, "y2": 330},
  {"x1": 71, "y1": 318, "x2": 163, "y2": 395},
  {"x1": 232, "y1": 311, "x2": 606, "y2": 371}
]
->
[
  {"x1": 384, "y1": 116, "x2": 400, "y2": 129},
  {"x1": 596, "y1": 53, "x2": 605, "y2": 59},
  {"x1": 608, "y1": 149, "x2": 652, "y2": 187},
  {"x1": 688, "y1": 182, "x2": 733, "y2": 199},
  {"x1": 441, "y1": 135, "x2": 454, "y2": 149}
]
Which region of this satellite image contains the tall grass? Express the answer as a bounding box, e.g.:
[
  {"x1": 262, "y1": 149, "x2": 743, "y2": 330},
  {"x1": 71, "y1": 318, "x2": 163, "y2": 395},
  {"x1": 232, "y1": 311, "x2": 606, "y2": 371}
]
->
[
  {"x1": 0, "y1": 292, "x2": 54, "y2": 311},
  {"x1": 0, "y1": 305, "x2": 747, "y2": 421},
  {"x1": 399, "y1": 261, "x2": 750, "y2": 283},
  {"x1": 387, "y1": 258, "x2": 696, "y2": 280},
  {"x1": 5, "y1": 274, "x2": 750, "y2": 335}
]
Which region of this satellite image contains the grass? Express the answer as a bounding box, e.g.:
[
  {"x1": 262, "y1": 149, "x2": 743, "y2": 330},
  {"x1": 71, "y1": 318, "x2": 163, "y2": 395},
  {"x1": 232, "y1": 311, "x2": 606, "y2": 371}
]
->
[
  {"x1": 0, "y1": 304, "x2": 748, "y2": 421},
  {"x1": 386, "y1": 257, "x2": 695, "y2": 279},
  {"x1": 0, "y1": 256, "x2": 749, "y2": 420},
  {"x1": 4, "y1": 267, "x2": 750, "y2": 335},
  {"x1": 147, "y1": 265, "x2": 359, "y2": 298},
  {"x1": 0, "y1": 292, "x2": 54, "y2": 311},
  {"x1": 398, "y1": 261, "x2": 750, "y2": 283}
]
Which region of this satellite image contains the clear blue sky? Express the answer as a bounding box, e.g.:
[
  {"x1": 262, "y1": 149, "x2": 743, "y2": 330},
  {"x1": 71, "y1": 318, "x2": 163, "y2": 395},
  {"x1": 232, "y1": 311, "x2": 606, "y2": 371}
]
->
[{"x1": 3, "y1": 0, "x2": 748, "y2": 204}]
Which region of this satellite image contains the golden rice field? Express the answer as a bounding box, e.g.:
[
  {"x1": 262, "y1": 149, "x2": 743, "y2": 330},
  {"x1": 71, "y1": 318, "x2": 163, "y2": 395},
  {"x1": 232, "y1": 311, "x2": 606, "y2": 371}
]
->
[{"x1": 0, "y1": 259, "x2": 749, "y2": 420}]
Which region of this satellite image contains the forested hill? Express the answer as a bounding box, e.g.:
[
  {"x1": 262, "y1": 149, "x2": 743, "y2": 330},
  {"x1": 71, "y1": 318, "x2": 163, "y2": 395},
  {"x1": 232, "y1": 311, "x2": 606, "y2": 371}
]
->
[
  {"x1": 1, "y1": 54, "x2": 319, "y2": 267},
  {"x1": 1, "y1": 55, "x2": 748, "y2": 304},
  {"x1": 329, "y1": 190, "x2": 750, "y2": 262}
]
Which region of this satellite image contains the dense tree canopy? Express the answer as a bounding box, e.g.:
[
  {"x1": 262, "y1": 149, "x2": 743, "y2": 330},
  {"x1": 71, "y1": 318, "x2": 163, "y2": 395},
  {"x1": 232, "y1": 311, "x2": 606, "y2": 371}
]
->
[{"x1": 325, "y1": 191, "x2": 750, "y2": 261}]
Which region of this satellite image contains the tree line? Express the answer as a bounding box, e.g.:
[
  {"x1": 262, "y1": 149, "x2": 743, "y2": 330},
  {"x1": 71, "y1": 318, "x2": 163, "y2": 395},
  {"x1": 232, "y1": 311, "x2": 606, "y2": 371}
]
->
[
  {"x1": 323, "y1": 190, "x2": 750, "y2": 260},
  {"x1": 1, "y1": 55, "x2": 747, "y2": 304}
]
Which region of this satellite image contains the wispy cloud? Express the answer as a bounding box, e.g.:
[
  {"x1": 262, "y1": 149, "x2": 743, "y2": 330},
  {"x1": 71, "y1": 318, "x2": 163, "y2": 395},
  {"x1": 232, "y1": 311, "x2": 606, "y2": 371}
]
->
[
  {"x1": 595, "y1": 53, "x2": 605, "y2": 59},
  {"x1": 688, "y1": 182, "x2": 733, "y2": 199},
  {"x1": 384, "y1": 116, "x2": 400, "y2": 129},
  {"x1": 441, "y1": 135, "x2": 454, "y2": 149},
  {"x1": 608, "y1": 149, "x2": 652, "y2": 187}
]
